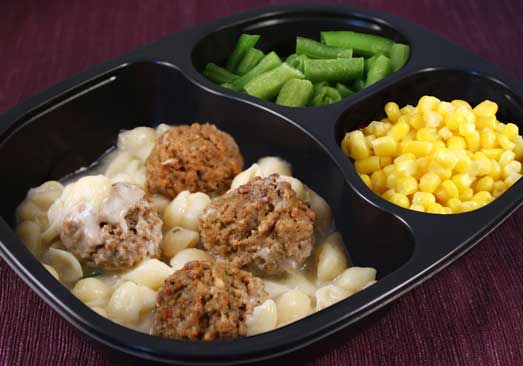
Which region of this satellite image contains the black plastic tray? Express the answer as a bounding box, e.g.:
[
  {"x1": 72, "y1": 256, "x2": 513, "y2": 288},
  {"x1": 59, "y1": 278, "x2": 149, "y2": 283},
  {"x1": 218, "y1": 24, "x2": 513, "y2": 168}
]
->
[{"x1": 1, "y1": 3, "x2": 523, "y2": 365}]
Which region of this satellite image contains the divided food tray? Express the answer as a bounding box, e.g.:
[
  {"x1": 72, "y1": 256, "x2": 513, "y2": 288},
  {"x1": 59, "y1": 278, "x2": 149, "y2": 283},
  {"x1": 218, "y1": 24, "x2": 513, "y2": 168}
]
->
[{"x1": 1, "y1": 3, "x2": 523, "y2": 365}]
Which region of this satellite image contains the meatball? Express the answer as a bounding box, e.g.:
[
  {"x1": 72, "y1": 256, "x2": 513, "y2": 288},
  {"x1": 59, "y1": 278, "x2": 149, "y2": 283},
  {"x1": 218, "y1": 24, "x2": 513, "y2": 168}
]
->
[
  {"x1": 200, "y1": 174, "x2": 316, "y2": 275},
  {"x1": 152, "y1": 260, "x2": 267, "y2": 340},
  {"x1": 145, "y1": 123, "x2": 243, "y2": 198},
  {"x1": 61, "y1": 182, "x2": 162, "y2": 270}
]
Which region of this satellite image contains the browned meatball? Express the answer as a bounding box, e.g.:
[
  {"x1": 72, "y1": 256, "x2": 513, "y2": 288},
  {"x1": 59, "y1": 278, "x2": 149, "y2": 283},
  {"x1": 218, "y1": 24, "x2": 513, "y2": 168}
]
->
[
  {"x1": 145, "y1": 123, "x2": 243, "y2": 198},
  {"x1": 152, "y1": 260, "x2": 267, "y2": 340},
  {"x1": 61, "y1": 182, "x2": 162, "y2": 270},
  {"x1": 200, "y1": 174, "x2": 316, "y2": 276}
]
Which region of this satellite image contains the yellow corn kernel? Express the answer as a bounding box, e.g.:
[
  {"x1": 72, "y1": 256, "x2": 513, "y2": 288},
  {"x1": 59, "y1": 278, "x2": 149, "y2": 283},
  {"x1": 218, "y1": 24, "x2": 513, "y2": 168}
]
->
[
  {"x1": 403, "y1": 140, "x2": 433, "y2": 156},
  {"x1": 380, "y1": 156, "x2": 393, "y2": 167},
  {"x1": 447, "y1": 136, "x2": 466, "y2": 150},
  {"x1": 409, "y1": 203, "x2": 425, "y2": 212},
  {"x1": 502, "y1": 123, "x2": 519, "y2": 140},
  {"x1": 402, "y1": 130, "x2": 416, "y2": 142},
  {"x1": 360, "y1": 174, "x2": 372, "y2": 188},
  {"x1": 418, "y1": 96, "x2": 440, "y2": 111},
  {"x1": 388, "y1": 193, "x2": 410, "y2": 208},
  {"x1": 427, "y1": 161, "x2": 452, "y2": 180},
  {"x1": 473, "y1": 100, "x2": 498, "y2": 118},
  {"x1": 437, "y1": 101, "x2": 455, "y2": 116},
  {"x1": 416, "y1": 157, "x2": 431, "y2": 176},
  {"x1": 452, "y1": 173, "x2": 473, "y2": 191},
  {"x1": 499, "y1": 150, "x2": 516, "y2": 167},
  {"x1": 395, "y1": 159, "x2": 417, "y2": 177},
  {"x1": 454, "y1": 155, "x2": 472, "y2": 173},
  {"x1": 385, "y1": 102, "x2": 401, "y2": 122},
  {"x1": 432, "y1": 141, "x2": 447, "y2": 154},
  {"x1": 400, "y1": 105, "x2": 415, "y2": 115},
  {"x1": 407, "y1": 113, "x2": 425, "y2": 130},
  {"x1": 383, "y1": 164, "x2": 395, "y2": 176},
  {"x1": 502, "y1": 161, "x2": 522, "y2": 178},
  {"x1": 380, "y1": 117, "x2": 391, "y2": 124},
  {"x1": 364, "y1": 121, "x2": 391, "y2": 137},
  {"x1": 460, "y1": 201, "x2": 480, "y2": 212},
  {"x1": 438, "y1": 127, "x2": 453, "y2": 140},
  {"x1": 464, "y1": 130, "x2": 480, "y2": 152},
  {"x1": 505, "y1": 173, "x2": 522, "y2": 188},
  {"x1": 388, "y1": 121, "x2": 410, "y2": 141},
  {"x1": 412, "y1": 192, "x2": 436, "y2": 206},
  {"x1": 416, "y1": 127, "x2": 439, "y2": 142},
  {"x1": 433, "y1": 149, "x2": 457, "y2": 170},
  {"x1": 371, "y1": 136, "x2": 398, "y2": 157},
  {"x1": 481, "y1": 148, "x2": 503, "y2": 160},
  {"x1": 496, "y1": 122, "x2": 506, "y2": 133},
  {"x1": 424, "y1": 110, "x2": 443, "y2": 128},
  {"x1": 457, "y1": 106, "x2": 476, "y2": 125},
  {"x1": 354, "y1": 156, "x2": 381, "y2": 174},
  {"x1": 492, "y1": 181, "x2": 506, "y2": 197},
  {"x1": 473, "y1": 191, "x2": 493, "y2": 203},
  {"x1": 444, "y1": 111, "x2": 464, "y2": 131},
  {"x1": 426, "y1": 202, "x2": 446, "y2": 214},
  {"x1": 382, "y1": 189, "x2": 396, "y2": 200},
  {"x1": 447, "y1": 198, "x2": 462, "y2": 213},
  {"x1": 419, "y1": 172, "x2": 441, "y2": 193},
  {"x1": 371, "y1": 170, "x2": 387, "y2": 194},
  {"x1": 460, "y1": 188, "x2": 474, "y2": 201},
  {"x1": 441, "y1": 180, "x2": 459, "y2": 199},
  {"x1": 514, "y1": 139, "x2": 523, "y2": 160},
  {"x1": 490, "y1": 160, "x2": 502, "y2": 180},
  {"x1": 396, "y1": 176, "x2": 418, "y2": 195},
  {"x1": 343, "y1": 131, "x2": 371, "y2": 159},
  {"x1": 470, "y1": 154, "x2": 491, "y2": 177},
  {"x1": 458, "y1": 121, "x2": 476, "y2": 137},
  {"x1": 394, "y1": 153, "x2": 416, "y2": 163},
  {"x1": 451, "y1": 99, "x2": 472, "y2": 110},
  {"x1": 386, "y1": 170, "x2": 400, "y2": 189},
  {"x1": 366, "y1": 135, "x2": 376, "y2": 144},
  {"x1": 476, "y1": 115, "x2": 497, "y2": 130},
  {"x1": 475, "y1": 176, "x2": 494, "y2": 192},
  {"x1": 497, "y1": 134, "x2": 516, "y2": 150},
  {"x1": 480, "y1": 130, "x2": 497, "y2": 149}
]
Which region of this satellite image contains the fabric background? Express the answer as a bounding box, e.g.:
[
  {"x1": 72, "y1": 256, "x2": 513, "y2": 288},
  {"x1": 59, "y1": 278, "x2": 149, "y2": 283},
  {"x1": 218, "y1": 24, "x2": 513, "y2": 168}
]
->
[{"x1": 1, "y1": 1, "x2": 522, "y2": 365}]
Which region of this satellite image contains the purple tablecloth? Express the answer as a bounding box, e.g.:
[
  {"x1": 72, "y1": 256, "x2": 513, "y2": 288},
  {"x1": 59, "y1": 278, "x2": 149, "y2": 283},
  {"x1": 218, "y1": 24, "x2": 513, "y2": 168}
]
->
[{"x1": 1, "y1": 1, "x2": 523, "y2": 365}]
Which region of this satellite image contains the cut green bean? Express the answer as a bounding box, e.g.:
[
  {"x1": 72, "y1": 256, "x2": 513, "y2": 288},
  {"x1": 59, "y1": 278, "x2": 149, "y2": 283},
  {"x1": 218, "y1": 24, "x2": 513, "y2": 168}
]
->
[
  {"x1": 285, "y1": 53, "x2": 309, "y2": 73},
  {"x1": 321, "y1": 31, "x2": 394, "y2": 57},
  {"x1": 231, "y1": 51, "x2": 282, "y2": 90},
  {"x1": 236, "y1": 48, "x2": 265, "y2": 75},
  {"x1": 225, "y1": 34, "x2": 260, "y2": 71},
  {"x1": 313, "y1": 81, "x2": 328, "y2": 95},
  {"x1": 310, "y1": 86, "x2": 342, "y2": 106},
  {"x1": 364, "y1": 55, "x2": 379, "y2": 74},
  {"x1": 351, "y1": 79, "x2": 365, "y2": 92},
  {"x1": 276, "y1": 79, "x2": 313, "y2": 107},
  {"x1": 304, "y1": 57, "x2": 364, "y2": 83},
  {"x1": 366, "y1": 54, "x2": 392, "y2": 86},
  {"x1": 296, "y1": 37, "x2": 353, "y2": 59},
  {"x1": 244, "y1": 63, "x2": 304, "y2": 100},
  {"x1": 221, "y1": 82, "x2": 237, "y2": 90},
  {"x1": 335, "y1": 83, "x2": 354, "y2": 98},
  {"x1": 203, "y1": 63, "x2": 239, "y2": 84},
  {"x1": 390, "y1": 43, "x2": 410, "y2": 71}
]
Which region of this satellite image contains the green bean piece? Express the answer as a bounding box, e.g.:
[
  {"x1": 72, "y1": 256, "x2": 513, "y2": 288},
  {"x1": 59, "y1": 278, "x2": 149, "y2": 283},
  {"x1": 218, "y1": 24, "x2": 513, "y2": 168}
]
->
[
  {"x1": 296, "y1": 37, "x2": 353, "y2": 59},
  {"x1": 313, "y1": 81, "x2": 328, "y2": 95},
  {"x1": 220, "y1": 82, "x2": 239, "y2": 91},
  {"x1": 321, "y1": 31, "x2": 394, "y2": 57},
  {"x1": 304, "y1": 57, "x2": 364, "y2": 83},
  {"x1": 335, "y1": 83, "x2": 355, "y2": 98},
  {"x1": 231, "y1": 51, "x2": 282, "y2": 90},
  {"x1": 390, "y1": 43, "x2": 410, "y2": 71},
  {"x1": 310, "y1": 85, "x2": 342, "y2": 106},
  {"x1": 364, "y1": 55, "x2": 379, "y2": 74},
  {"x1": 244, "y1": 63, "x2": 304, "y2": 100},
  {"x1": 351, "y1": 79, "x2": 365, "y2": 92},
  {"x1": 225, "y1": 34, "x2": 261, "y2": 71},
  {"x1": 203, "y1": 63, "x2": 239, "y2": 84},
  {"x1": 276, "y1": 79, "x2": 314, "y2": 107},
  {"x1": 366, "y1": 54, "x2": 392, "y2": 87},
  {"x1": 285, "y1": 53, "x2": 309, "y2": 73},
  {"x1": 236, "y1": 48, "x2": 265, "y2": 75}
]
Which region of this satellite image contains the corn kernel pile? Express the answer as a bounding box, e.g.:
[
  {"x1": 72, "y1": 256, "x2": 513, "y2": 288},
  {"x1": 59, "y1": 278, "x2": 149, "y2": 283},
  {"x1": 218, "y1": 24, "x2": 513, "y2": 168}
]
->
[{"x1": 341, "y1": 96, "x2": 523, "y2": 213}]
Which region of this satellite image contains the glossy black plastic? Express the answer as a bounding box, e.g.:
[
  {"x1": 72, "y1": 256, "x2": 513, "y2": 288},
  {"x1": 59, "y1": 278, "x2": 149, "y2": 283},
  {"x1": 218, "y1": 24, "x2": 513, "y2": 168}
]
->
[{"x1": 1, "y1": 4, "x2": 523, "y2": 365}]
